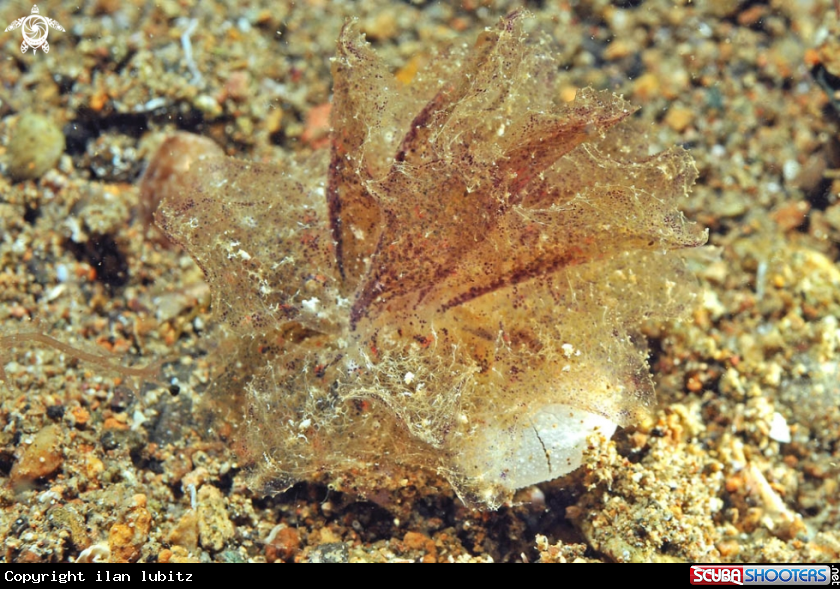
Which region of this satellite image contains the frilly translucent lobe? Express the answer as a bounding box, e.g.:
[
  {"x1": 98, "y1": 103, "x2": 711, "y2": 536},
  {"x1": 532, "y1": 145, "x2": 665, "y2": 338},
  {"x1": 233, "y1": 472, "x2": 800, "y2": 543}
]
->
[
  {"x1": 155, "y1": 156, "x2": 342, "y2": 336},
  {"x1": 155, "y1": 12, "x2": 707, "y2": 508}
]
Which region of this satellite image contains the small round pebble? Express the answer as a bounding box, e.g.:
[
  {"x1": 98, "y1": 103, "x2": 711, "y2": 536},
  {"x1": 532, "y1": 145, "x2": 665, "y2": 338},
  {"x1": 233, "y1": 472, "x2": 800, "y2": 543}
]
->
[{"x1": 6, "y1": 113, "x2": 66, "y2": 181}]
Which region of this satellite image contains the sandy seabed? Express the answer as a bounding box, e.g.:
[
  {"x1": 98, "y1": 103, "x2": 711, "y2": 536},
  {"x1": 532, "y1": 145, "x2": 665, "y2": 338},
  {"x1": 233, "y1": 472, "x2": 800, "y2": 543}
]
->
[{"x1": 0, "y1": 0, "x2": 839, "y2": 563}]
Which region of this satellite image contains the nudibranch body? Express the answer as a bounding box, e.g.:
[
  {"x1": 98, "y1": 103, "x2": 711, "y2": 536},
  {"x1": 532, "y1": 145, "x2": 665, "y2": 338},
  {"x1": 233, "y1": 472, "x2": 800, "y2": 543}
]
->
[{"x1": 155, "y1": 12, "x2": 707, "y2": 508}]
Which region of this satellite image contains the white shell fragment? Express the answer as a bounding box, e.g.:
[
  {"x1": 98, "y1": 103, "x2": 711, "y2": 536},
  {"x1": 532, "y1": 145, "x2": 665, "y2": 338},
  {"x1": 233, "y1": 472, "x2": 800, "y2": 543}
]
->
[
  {"x1": 768, "y1": 411, "x2": 791, "y2": 444},
  {"x1": 459, "y1": 404, "x2": 617, "y2": 490}
]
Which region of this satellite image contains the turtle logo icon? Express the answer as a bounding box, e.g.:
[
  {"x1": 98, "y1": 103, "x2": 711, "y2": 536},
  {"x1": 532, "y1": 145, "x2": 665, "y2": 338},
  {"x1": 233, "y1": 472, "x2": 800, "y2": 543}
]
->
[{"x1": 5, "y1": 5, "x2": 65, "y2": 54}]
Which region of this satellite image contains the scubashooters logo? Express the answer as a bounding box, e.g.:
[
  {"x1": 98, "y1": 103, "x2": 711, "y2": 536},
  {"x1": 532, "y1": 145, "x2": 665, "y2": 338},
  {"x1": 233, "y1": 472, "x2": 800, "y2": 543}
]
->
[
  {"x1": 691, "y1": 565, "x2": 836, "y2": 586},
  {"x1": 692, "y1": 567, "x2": 744, "y2": 586},
  {"x1": 5, "y1": 5, "x2": 64, "y2": 54}
]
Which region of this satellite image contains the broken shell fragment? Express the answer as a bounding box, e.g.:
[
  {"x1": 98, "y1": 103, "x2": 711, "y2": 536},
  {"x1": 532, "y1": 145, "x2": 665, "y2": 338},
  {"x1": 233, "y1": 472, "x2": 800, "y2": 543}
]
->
[{"x1": 461, "y1": 404, "x2": 617, "y2": 492}]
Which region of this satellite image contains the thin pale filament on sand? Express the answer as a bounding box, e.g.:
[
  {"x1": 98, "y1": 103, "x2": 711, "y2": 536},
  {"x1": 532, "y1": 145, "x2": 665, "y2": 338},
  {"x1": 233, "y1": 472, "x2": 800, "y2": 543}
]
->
[{"x1": 0, "y1": 331, "x2": 163, "y2": 386}]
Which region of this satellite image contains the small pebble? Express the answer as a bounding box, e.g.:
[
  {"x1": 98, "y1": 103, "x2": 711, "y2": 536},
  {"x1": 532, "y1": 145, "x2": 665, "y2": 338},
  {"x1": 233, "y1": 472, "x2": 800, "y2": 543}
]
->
[
  {"x1": 6, "y1": 113, "x2": 65, "y2": 182},
  {"x1": 10, "y1": 425, "x2": 63, "y2": 488},
  {"x1": 139, "y1": 132, "x2": 224, "y2": 231}
]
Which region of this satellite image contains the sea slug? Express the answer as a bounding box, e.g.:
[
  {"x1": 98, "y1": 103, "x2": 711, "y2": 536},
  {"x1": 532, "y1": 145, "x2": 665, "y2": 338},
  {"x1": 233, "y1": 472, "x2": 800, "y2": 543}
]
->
[{"x1": 154, "y1": 12, "x2": 708, "y2": 508}]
